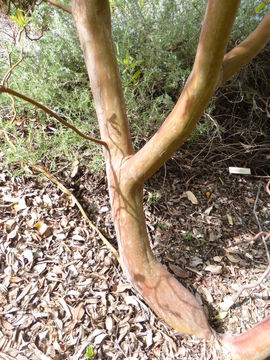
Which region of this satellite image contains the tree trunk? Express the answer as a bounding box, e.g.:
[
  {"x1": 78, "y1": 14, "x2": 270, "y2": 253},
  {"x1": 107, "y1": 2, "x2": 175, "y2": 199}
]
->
[{"x1": 72, "y1": 0, "x2": 270, "y2": 358}]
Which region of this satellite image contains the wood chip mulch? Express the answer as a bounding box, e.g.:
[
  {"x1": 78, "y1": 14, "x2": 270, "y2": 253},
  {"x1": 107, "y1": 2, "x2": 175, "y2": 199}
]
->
[{"x1": 0, "y1": 151, "x2": 269, "y2": 360}]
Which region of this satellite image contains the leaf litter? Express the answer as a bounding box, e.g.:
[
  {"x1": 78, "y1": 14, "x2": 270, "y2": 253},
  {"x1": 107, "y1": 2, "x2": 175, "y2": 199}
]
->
[{"x1": 0, "y1": 152, "x2": 269, "y2": 359}]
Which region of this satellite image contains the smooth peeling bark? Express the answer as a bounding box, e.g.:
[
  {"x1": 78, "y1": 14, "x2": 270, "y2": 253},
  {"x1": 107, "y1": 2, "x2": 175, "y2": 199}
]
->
[
  {"x1": 221, "y1": 11, "x2": 270, "y2": 85},
  {"x1": 72, "y1": 0, "x2": 212, "y2": 338},
  {"x1": 111, "y1": 185, "x2": 212, "y2": 338},
  {"x1": 221, "y1": 315, "x2": 270, "y2": 360},
  {"x1": 121, "y1": 0, "x2": 241, "y2": 189},
  {"x1": 72, "y1": 0, "x2": 270, "y2": 355}
]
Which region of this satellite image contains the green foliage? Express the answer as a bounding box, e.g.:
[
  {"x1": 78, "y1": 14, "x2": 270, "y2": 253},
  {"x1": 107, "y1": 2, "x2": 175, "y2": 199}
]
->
[
  {"x1": 183, "y1": 232, "x2": 193, "y2": 242},
  {"x1": 255, "y1": 0, "x2": 270, "y2": 13},
  {"x1": 157, "y1": 221, "x2": 168, "y2": 231},
  {"x1": 1, "y1": 2, "x2": 96, "y2": 169},
  {"x1": 85, "y1": 345, "x2": 95, "y2": 359},
  {"x1": 10, "y1": 8, "x2": 29, "y2": 27},
  {"x1": 147, "y1": 191, "x2": 160, "y2": 205},
  {"x1": 0, "y1": 0, "x2": 265, "y2": 173}
]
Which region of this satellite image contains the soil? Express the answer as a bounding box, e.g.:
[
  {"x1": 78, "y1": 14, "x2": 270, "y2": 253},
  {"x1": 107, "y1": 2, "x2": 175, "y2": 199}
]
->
[{"x1": 0, "y1": 147, "x2": 269, "y2": 360}]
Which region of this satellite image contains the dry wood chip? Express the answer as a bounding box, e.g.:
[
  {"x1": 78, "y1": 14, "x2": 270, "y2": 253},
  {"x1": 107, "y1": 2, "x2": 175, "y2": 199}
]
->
[
  {"x1": 105, "y1": 316, "x2": 114, "y2": 332},
  {"x1": 58, "y1": 298, "x2": 72, "y2": 320},
  {"x1": 124, "y1": 295, "x2": 139, "y2": 307},
  {"x1": 14, "y1": 197, "x2": 27, "y2": 212},
  {"x1": 213, "y1": 256, "x2": 223, "y2": 262},
  {"x1": 113, "y1": 283, "x2": 132, "y2": 293},
  {"x1": 226, "y1": 253, "x2": 241, "y2": 264},
  {"x1": 16, "y1": 283, "x2": 32, "y2": 303},
  {"x1": 94, "y1": 332, "x2": 108, "y2": 345},
  {"x1": 145, "y1": 330, "x2": 153, "y2": 348},
  {"x1": 34, "y1": 262, "x2": 47, "y2": 275},
  {"x1": 227, "y1": 213, "x2": 233, "y2": 226},
  {"x1": 69, "y1": 302, "x2": 85, "y2": 330},
  {"x1": 29, "y1": 344, "x2": 52, "y2": 360},
  {"x1": 198, "y1": 287, "x2": 214, "y2": 304},
  {"x1": 33, "y1": 221, "x2": 52, "y2": 237},
  {"x1": 220, "y1": 295, "x2": 234, "y2": 311},
  {"x1": 205, "y1": 264, "x2": 222, "y2": 275}
]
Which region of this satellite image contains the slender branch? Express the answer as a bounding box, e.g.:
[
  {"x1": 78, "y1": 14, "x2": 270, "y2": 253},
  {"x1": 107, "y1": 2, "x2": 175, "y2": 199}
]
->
[
  {"x1": 46, "y1": 0, "x2": 72, "y2": 14},
  {"x1": 2, "y1": 27, "x2": 25, "y2": 123},
  {"x1": 1, "y1": 28, "x2": 24, "y2": 86},
  {"x1": 221, "y1": 11, "x2": 270, "y2": 85},
  {"x1": 0, "y1": 86, "x2": 108, "y2": 147},
  {"x1": 72, "y1": 0, "x2": 134, "y2": 164},
  {"x1": 121, "y1": 0, "x2": 240, "y2": 189}
]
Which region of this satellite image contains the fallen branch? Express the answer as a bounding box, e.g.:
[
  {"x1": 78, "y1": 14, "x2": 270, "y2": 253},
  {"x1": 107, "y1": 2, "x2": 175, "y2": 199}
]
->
[
  {"x1": 0, "y1": 86, "x2": 108, "y2": 148},
  {"x1": 27, "y1": 162, "x2": 120, "y2": 264}
]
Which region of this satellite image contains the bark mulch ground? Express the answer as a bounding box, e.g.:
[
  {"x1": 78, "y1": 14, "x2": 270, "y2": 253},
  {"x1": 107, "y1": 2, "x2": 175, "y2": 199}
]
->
[{"x1": 0, "y1": 149, "x2": 269, "y2": 360}]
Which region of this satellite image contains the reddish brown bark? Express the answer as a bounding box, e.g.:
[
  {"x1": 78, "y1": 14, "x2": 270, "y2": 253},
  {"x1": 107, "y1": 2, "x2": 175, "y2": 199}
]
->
[
  {"x1": 221, "y1": 11, "x2": 270, "y2": 85},
  {"x1": 71, "y1": 0, "x2": 270, "y2": 358},
  {"x1": 222, "y1": 316, "x2": 270, "y2": 360},
  {"x1": 47, "y1": 0, "x2": 71, "y2": 14}
]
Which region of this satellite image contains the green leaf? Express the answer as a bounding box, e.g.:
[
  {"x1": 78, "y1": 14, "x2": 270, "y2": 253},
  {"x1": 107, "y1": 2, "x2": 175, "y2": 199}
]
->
[
  {"x1": 255, "y1": 2, "x2": 265, "y2": 13},
  {"x1": 138, "y1": 0, "x2": 145, "y2": 8},
  {"x1": 17, "y1": 8, "x2": 24, "y2": 25},
  {"x1": 10, "y1": 15, "x2": 19, "y2": 25},
  {"x1": 157, "y1": 221, "x2": 168, "y2": 230},
  {"x1": 85, "y1": 345, "x2": 95, "y2": 359},
  {"x1": 10, "y1": 8, "x2": 28, "y2": 27},
  {"x1": 128, "y1": 69, "x2": 141, "y2": 85}
]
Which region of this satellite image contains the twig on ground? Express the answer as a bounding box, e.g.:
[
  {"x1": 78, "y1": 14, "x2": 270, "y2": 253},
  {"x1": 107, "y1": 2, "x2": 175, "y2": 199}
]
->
[
  {"x1": 228, "y1": 182, "x2": 270, "y2": 309},
  {"x1": 231, "y1": 261, "x2": 270, "y2": 306},
  {"x1": 1, "y1": 129, "x2": 119, "y2": 262},
  {"x1": 0, "y1": 86, "x2": 108, "y2": 148},
  {"x1": 253, "y1": 183, "x2": 270, "y2": 263},
  {"x1": 27, "y1": 162, "x2": 120, "y2": 265}
]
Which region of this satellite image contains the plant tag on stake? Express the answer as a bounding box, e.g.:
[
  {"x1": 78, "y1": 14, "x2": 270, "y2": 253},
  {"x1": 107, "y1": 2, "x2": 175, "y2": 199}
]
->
[{"x1": 229, "y1": 167, "x2": 251, "y2": 175}]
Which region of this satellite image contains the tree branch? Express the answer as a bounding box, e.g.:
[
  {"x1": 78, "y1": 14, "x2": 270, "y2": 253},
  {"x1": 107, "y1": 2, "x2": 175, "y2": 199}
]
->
[
  {"x1": 72, "y1": 0, "x2": 134, "y2": 165},
  {"x1": 46, "y1": 0, "x2": 72, "y2": 14},
  {"x1": 121, "y1": 0, "x2": 240, "y2": 190},
  {"x1": 0, "y1": 86, "x2": 107, "y2": 147},
  {"x1": 220, "y1": 11, "x2": 270, "y2": 85}
]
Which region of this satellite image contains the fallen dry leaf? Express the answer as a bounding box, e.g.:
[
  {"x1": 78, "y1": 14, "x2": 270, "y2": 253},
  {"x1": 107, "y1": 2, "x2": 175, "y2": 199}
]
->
[
  {"x1": 169, "y1": 263, "x2": 190, "y2": 278},
  {"x1": 185, "y1": 191, "x2": 199, "y2": 205}
]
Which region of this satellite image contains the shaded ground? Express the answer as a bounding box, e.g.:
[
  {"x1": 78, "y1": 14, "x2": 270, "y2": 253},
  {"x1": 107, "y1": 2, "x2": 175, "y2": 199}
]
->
[{"x1": 0, "y1": 148, "x2": 269, "y2": 359}]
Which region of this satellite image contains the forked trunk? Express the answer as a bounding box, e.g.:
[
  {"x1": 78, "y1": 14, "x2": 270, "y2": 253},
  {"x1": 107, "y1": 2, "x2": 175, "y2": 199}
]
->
[{"x1": 72, "y1": 1, "x2": 270, "y2": 359}]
